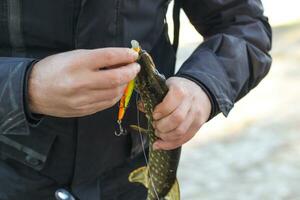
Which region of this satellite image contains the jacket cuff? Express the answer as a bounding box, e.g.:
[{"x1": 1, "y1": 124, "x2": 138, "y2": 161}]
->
[
  {"x1": 175, "y1": 74, "x2": 219, "y2": 120},
  {"x1": 0, "y1": 58, "x2": 37, "y2": 135},
  {"x1": 176, "y1": 48, "x2": 234, "y2": 117},
  {"x1": 23, "y1": 60, "x2": 43, "y2": 126}
]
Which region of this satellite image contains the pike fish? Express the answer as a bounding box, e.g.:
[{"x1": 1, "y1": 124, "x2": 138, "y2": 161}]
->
[{"x1": 128, "y1": 40, "x2": 181, "y2": 200}]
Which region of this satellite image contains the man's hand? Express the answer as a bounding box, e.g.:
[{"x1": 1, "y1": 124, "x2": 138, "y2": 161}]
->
[
  {"x1": 28, "y1": 48, "x2": 140, "y2": 117},
  {"x1": 152, "y1": 77, "x2": 212, "y2": 150}
]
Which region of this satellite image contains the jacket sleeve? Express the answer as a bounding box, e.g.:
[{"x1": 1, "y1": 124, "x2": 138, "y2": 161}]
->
[
  {"x1": 176, "y1": 0, "x2": 272, "y2": 118},
  {"x1": 0, "y1": 57, "x2": 37, "y2": 135}
]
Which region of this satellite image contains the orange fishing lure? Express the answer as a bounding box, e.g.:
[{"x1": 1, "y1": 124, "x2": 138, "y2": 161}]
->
[{"x1": 115, "y1": 41, "x2": 141, "y2": 136}]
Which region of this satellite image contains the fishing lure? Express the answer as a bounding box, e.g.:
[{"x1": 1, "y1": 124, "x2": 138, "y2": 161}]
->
[
  {"x1": 115, "y1": 79, "x2": 135, "y2": 136},
  {"x1": 115, "y1": 42, "x2": 141, "y2": 136}
]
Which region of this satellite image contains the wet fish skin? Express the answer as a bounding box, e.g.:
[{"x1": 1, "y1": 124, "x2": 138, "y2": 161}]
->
[{"x1": 129, "y1": 49, "x2": 181, "y2": 200}]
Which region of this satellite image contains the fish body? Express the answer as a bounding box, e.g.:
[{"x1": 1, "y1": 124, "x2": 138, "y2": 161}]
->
[{"x1": 129, "y1": 41, "x2": 181, "y2": 200}]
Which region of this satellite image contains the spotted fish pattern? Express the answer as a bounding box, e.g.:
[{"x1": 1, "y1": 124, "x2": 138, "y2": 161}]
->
[{"x1": 129, "y1": 44, "x2": 181, "y2": 200}]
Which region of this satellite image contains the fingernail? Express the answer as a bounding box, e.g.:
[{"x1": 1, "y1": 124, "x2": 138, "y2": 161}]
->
[
  {"x1": 130, "y1": 50, "x2": 139, "y2": 60},
  {"x1": 153, "y1": 112, "x2": 161, "y2": 120},
  {"x1": 153, "y1": 143, "x2": 159, "y2": 150},
  {"x1": 135, "y1": 63, "x2": 141, "y2": 73}
]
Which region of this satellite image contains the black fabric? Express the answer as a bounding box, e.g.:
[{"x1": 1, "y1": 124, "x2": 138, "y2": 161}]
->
[
  {"x1": 0, "y1": 158, "x2": 58, "y2": 200},
  {"x1": 0, "y1": 57, "x2": 35, "y2": 135},
  {"x1": 0, "y1": 131, "x2": 56, "y2": 170},
  {"x1": 176, "y1": 0, "x2": 272, "y2": 116},
  {"x1": 7, "y1": 0, "x2": 25, "y2": 57},
  {"x1": 172, "y1": 0, "x2": 181, "y2": 52},
  {"x1": 0, "y1": 0, "x2": 272, "y2": 199},
  {"x1": 72, "y1": 152, "x2": 147, "y2": 200},
  {"x1": 0, "y1": 152, "x2": 147, "y2": 200},
  {"x1": 0, "y1": 0, "x2": 10, "y2": 55}
]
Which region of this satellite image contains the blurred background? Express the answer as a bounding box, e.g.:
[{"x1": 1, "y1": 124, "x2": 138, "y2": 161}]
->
[{"x1": 167, "y1": 1, "x2": 300, "y2": 199}]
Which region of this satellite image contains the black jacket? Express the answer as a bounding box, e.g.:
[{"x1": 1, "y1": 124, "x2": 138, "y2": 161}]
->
[{"x1": 0, "y1": 0, "x2": 271, "y2": 190}]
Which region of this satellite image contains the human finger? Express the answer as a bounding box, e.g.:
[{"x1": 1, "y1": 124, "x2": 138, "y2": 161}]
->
[
  {"x1": 75, "y1": 84, "x2": 127, "y2": 105},
  {"x1": 154, "y1": 97, "x2": 192, "y2": 133},
  {"x1": 72, "y1": 48, "x2": 138, "y2": 70},
  {"x1": 152, "y1": 85, "x2": 186, "y2": 120},
  {"x1": 154, "y1": 121, "x2": 200, "y2": 151},
  {"x1": 88, "y1": 63, "x2": 140, "y2": 89},
  {"x1": 76, "y1": 92, "x2": 124, "y2": 114},
  {"x1": 154, "y1": 107, "x2": 203, "y2": 150},
  {"x1": 153, "y1": 139, "x2": 181, "y2": 151},
  {"x1": 63, "y1": 98, "x2": 118, "y2": 117},
  {"x1": 156, "y1": 106, "x2": 194, "y2": 141}
]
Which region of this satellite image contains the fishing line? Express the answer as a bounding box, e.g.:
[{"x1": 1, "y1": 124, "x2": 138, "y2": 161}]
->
[{"x1": 135, "y1": 94, "x2": 160, "y2": 200}]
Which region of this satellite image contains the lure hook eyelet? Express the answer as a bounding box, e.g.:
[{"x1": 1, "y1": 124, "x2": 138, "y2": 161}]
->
[{"x1": 114, "y1": 120, "x2": 127, "y2": 136}]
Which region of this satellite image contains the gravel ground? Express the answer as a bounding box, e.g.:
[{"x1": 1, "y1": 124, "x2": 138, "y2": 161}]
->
[{"x1": 177, "y1": 21, "x2": 300, "y2": 200}]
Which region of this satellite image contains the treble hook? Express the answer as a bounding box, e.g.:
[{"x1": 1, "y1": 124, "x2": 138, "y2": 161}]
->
[{"x1": 114, "y1": 120, "x2": 127, "y2": 136}]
